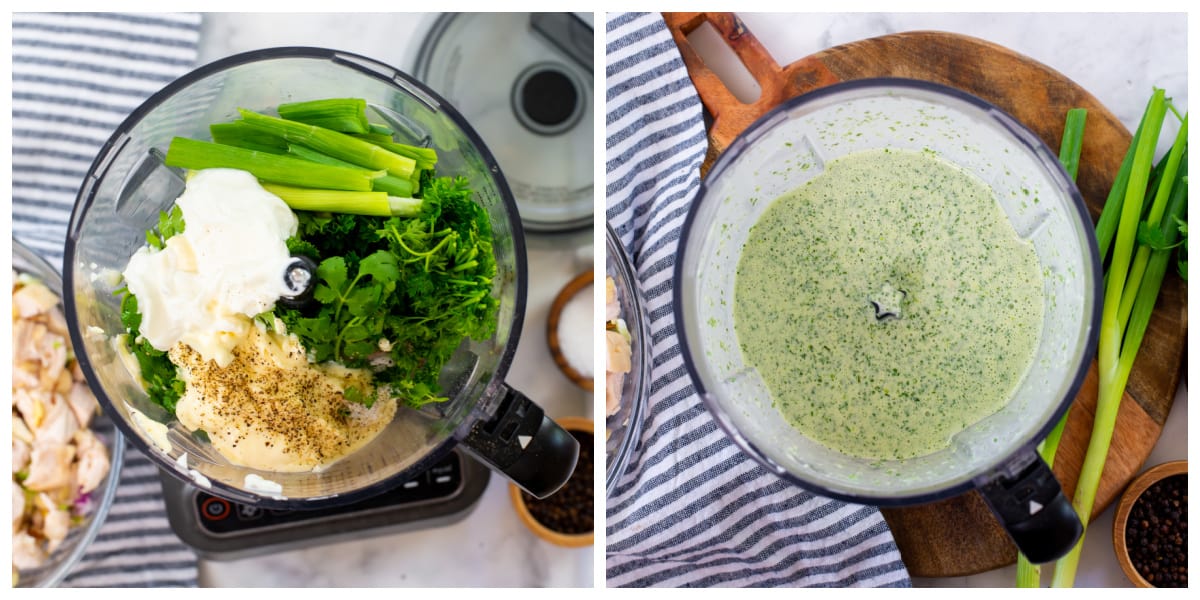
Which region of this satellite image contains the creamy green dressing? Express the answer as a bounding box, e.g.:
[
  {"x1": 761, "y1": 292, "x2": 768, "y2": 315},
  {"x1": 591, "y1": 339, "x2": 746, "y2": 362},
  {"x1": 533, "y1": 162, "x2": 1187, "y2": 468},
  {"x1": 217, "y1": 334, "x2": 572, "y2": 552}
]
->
[{"x1": 733, "y1": 148, "x2": 1043, "y2": 460}]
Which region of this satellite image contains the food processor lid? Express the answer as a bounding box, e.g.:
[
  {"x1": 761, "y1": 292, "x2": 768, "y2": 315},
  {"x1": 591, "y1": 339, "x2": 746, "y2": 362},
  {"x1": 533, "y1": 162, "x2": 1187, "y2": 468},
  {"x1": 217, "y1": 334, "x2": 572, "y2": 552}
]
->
[{"x1": 411, "y1": 12, "x2": 594, "y2": 233}]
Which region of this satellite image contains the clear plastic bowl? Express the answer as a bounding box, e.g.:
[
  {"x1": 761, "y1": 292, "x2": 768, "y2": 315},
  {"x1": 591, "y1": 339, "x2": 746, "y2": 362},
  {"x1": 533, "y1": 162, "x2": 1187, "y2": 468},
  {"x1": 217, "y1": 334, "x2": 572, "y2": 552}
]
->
[
  {"x1": 605, "y1": 222, "x2": 650, "y2": 496},
  {"x1": 12, "y1": 237, "x2": 125, "y2": 588}
]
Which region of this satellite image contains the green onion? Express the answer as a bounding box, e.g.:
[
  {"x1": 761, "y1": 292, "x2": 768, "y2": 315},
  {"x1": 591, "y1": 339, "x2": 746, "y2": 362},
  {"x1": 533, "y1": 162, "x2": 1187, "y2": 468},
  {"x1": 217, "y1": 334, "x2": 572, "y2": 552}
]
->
[
  {"x1": 1016, "y1": 107, "x2": 1087, "y2": 588},
  {"x1": 164, "y1": 137, "x2": 380, "y2": 191},
  {"x1": 1115, "y1": 116, "x2": 1187, "y2": 328},
  {"x1": 237, "y1": 109, "x2": 417, "y2": 179},
  {"x1": 350, "y1": 132, "x2": 396, "y2": 144},
  {"x1": 209, "y1": 121, "x2": 288, "y2": 153},
  {"x1": 260, "y1": 183, "x2": 422, "y2": 217},
  {"x1": 372, "y1": 175, "x2": 415, "y2": 198},
  {"x1": 1051, "y1": 89, "x2": 1179, "y2": 587},
  {"x1": 277, "y1": 98, "x2": 370, "y2": 134},
  {"x1": 1058, "y1": 108, "x2": 1088, "y2": 179},
  {"x1": 369, "y1": 123, "x2": 394, "y2": 136},
  {"x1": 1095, "y1": 95, "x2": 1156, "y2": 261},
  {"x1": 352, "y1": 137, "x2": 439, "y2": 171},
  {"x1": 286, "y1": 144, "x2": 414, "y2": 197}
]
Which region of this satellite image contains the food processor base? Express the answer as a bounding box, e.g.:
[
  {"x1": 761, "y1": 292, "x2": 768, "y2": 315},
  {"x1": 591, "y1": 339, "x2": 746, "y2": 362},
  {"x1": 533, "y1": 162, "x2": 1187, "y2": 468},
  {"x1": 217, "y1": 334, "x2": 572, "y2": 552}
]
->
[{"x1": 160, "y1": 449, "x2": 489, "y2": 561}]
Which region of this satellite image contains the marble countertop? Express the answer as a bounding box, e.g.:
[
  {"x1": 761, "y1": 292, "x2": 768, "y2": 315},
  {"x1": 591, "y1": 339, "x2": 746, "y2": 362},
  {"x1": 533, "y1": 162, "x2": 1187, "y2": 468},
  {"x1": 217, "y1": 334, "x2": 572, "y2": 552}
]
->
[
  {"x1": 192, "y1": 13, "x2": 595, "y2": 588},
  {"x1": 703, "y1": 12, "x2": 1188, "y2": 589}
]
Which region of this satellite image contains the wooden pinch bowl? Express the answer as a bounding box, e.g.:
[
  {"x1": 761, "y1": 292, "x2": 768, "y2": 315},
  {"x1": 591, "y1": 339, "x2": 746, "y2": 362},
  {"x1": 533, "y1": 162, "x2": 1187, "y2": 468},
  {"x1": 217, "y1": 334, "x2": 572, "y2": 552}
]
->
[
  {"x1": 509, "y1": 416, "x2": 594, "y2": 548},
  {"x1": 1112, "y1": 460, "x2": 1187, "y2": 587},
  {"x1": 547, "y1": 270, "x2": 595, "y2": 392}
]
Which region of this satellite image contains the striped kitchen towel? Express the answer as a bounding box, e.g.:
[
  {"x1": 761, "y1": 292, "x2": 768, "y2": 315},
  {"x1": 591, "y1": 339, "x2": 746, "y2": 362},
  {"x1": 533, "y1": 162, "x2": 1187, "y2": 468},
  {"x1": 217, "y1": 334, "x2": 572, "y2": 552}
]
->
[
  {"x1": 604, "y1": 12, "x2": 911, "y2": 587},
  {"x1": 13, "y1": 12, "x2": 203, "y2": 587}
]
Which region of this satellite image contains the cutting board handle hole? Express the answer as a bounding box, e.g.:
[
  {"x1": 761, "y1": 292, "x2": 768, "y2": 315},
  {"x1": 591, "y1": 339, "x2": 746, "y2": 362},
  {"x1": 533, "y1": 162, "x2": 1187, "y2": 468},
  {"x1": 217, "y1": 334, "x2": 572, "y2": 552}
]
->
[{"x1": 686, "y1": 21, "x2": 763, "y2": 105}]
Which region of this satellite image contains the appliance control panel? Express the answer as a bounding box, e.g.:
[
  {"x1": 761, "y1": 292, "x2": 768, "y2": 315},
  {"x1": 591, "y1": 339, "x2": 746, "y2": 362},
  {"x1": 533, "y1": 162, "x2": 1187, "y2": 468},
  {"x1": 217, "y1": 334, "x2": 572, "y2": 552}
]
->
[{"x1": 161, "y1": 448, "x2": 490, "y2": 560}]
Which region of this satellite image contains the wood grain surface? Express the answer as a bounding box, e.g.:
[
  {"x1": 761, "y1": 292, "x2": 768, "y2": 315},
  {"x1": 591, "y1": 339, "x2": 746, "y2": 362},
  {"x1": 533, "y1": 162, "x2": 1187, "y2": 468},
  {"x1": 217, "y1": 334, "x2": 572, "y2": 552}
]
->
[{"x1": 662, "y1": 12, "x2": 1187, "y2": 577}]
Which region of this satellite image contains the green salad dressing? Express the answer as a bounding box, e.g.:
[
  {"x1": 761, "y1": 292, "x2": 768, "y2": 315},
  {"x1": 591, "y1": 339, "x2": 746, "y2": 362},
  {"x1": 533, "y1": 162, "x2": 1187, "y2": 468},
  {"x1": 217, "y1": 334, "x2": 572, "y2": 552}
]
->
[{"x1": 733, "y1": 148, "x2": 1043, "y2": 460}]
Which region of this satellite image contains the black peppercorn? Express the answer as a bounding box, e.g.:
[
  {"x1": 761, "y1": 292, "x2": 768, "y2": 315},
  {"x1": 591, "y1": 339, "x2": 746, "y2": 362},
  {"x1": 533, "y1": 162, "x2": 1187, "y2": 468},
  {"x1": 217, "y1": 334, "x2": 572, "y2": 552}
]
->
[
  {"x1": 1125, "y1": 474, "x2": 1187, "y2": 588},
  {"x1": 523, "y1": 429, "x2": 593, "y2": 535}
]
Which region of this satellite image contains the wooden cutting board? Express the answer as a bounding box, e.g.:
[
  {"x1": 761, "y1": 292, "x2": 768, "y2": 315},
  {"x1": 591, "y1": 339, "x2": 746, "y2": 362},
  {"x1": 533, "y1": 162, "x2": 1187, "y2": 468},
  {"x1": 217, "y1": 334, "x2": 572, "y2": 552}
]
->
[{"x1": 662, "y1": 12, "x2": 1188, "y2": 577}]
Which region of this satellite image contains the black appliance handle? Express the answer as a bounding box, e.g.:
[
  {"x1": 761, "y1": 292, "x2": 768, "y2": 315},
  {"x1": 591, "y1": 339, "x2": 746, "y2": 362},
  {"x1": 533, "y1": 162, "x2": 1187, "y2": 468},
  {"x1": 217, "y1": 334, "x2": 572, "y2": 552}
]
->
[
  {"x1": 459, "y1": 384, "x2": 580, "y2": 499},
  {"x1": 977, "y1": 451, "x2": 1083, "y2": 564}
]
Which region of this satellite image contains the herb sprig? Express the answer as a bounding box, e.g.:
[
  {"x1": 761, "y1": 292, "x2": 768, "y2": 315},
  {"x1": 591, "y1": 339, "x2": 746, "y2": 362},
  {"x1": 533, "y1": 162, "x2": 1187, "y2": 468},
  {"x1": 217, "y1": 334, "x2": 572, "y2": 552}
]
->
[{"x1": 277, "y1": 175, "x2": 499, "y2": 409}]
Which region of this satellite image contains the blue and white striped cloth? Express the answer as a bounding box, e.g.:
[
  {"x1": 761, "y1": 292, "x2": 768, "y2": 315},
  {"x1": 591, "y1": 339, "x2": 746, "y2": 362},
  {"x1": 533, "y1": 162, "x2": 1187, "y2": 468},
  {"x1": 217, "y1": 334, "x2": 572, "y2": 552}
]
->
[
  {"x1": 13, "y1": 12, "x2": 203, "y2": 587},
  {"x1": 604, "y1": 13, "x2": 911, "y2": 587}
]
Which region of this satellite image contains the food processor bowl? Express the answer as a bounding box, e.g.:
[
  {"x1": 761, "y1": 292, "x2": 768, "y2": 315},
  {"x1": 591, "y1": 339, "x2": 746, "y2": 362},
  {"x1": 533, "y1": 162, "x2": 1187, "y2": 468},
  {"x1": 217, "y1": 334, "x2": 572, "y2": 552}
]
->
[
  {"x1": 674, "y1": 79, "x2": 1100, "y2": 562},
  {"x1": 63, "y1": 48, "x2": 578, "y2": 509}
]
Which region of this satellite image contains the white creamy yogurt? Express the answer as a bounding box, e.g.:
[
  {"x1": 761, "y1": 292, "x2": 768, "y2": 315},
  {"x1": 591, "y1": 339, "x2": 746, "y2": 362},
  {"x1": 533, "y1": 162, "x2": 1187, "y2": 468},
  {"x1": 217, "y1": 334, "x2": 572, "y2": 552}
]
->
[{"x1": 121, "y1": 169, "x2": 297, "y2": 367}]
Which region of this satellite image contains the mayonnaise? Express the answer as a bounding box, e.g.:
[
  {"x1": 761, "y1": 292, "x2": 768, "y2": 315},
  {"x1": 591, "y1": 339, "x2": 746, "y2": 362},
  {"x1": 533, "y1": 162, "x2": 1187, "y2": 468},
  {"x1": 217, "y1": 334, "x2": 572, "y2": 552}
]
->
[
  {"x1": 171, "y1": 322, "x2": 397, "y2": 472},
  {"x1": 121, "y1": 169, "x2": 297, "y2": 368},
  {"x1": 129, "y1": 406, "x2": 172, "y2": 455}
]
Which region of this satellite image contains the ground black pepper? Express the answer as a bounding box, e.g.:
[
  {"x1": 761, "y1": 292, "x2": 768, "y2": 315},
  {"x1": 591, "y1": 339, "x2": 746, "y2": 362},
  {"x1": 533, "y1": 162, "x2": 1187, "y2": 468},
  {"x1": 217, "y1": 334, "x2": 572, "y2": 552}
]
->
[
  {"x1": 523, "y1": 429, "x2": 593, "y2": 535},
  {"x1": 1125, "y1": 473, "x2": 1187, "y2": 587}
]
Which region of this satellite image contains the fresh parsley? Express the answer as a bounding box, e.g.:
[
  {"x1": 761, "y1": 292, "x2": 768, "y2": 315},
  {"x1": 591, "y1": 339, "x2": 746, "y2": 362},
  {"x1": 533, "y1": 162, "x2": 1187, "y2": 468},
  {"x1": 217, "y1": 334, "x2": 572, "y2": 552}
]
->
[
  {"x1": 278, "y1": 175, "x2": 499, "y2": 409},
  {"x1": 145, "y1": 205, "x2": 185, "y2": 250},
  {"x1": 115, "y1": 208, "x2": 189, "y2": 414},
  {"x1": 118, "y1": 288, "x2": 186, "y2": 414}
]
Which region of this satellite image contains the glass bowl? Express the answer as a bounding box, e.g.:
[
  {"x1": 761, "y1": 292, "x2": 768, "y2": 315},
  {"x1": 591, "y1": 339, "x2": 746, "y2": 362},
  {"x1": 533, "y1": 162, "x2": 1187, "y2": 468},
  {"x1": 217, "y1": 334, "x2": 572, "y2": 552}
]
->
[
  {"x1": 12, "y1": 237, "x2": 125, "y2": 588},
  {"x1": 604, "y1": 222, "x2": 650, "y2": 497}
]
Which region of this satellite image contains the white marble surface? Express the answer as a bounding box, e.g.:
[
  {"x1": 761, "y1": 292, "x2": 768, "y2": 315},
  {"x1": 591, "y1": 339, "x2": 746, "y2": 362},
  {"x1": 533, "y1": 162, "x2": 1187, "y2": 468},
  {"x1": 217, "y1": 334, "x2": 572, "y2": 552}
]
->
[
  {"x1": 192, "y1": 13, "x2": 595, "y2": 587},
  {"x1": 694, "y1": 12, "x2": 1188, "y2": 588}
]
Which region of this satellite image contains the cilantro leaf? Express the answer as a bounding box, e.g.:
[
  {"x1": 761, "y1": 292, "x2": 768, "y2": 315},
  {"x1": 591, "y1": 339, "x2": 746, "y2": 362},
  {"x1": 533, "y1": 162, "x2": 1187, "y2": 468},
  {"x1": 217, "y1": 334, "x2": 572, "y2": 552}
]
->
[{"x1": 278, "y1": 175, "x2": 500, "y2": 408}]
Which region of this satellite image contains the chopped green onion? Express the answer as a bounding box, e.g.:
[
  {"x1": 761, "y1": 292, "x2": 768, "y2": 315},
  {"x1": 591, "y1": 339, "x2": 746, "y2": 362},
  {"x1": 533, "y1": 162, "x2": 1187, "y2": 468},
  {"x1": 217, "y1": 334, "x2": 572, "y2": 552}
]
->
[
  {"x1": 286, "y1": 144, "x2": 415, "y2": 197},
  {"x1": 277, "y1": 98, "x2": 370, "y2": 134},
  {"x1": 350, "y1": 132, "x2": 396, "y2": 144},
  {"x1": 352, "y1": 137, "x2": 438, "y2": 171},
  {"x1": 387, "y1": 196, "x2": 423, "y2": 216},
  {"x1": 286, "y1": 143, "x2": 374, "y2": 171},
  {"x1": 260, "y1": 183, "x2": 421, "y2": 217},
  {"x1": 209, "y1": 121, "x2": 288, "y2": 153},
  {"x1": 237, "y1": 109, "x2": 417, "y2": 179},
  {"x1": 373, "y1": 175, "x2": 415, "y2": 198},
  {"x1": 164, "y1": 137, "x2": 380, "y2": 191}
]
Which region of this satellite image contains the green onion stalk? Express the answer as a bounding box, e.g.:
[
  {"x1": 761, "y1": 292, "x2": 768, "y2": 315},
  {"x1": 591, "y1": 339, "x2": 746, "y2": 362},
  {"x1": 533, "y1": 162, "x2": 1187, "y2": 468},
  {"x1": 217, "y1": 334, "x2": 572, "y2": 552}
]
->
[
  {"x1": 260, "y1": 183, "x2": 422, "y2": 217},
  {"x1": 238, "y1": 109, "x2": 417, "y2": 180},
  {"x1": 276, "y1": 98, "x2": 370, "y2": 134},
  {"x1": 1051, "y1": 88, "x2": 1187, "y2": 587},
  {"x1": 1015, "y1": 107, "x2": 1087, "y2": 587},
  {"x1": 164, "y1": 137, "x2": 382, "y2": 191}
]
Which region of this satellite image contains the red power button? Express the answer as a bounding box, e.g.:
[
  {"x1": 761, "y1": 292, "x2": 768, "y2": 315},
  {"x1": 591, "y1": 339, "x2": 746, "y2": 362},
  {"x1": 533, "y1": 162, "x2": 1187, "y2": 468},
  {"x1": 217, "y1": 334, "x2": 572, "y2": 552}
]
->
[{"x1": 201, "y1": 497, "x2": 231, "y2": 521}]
